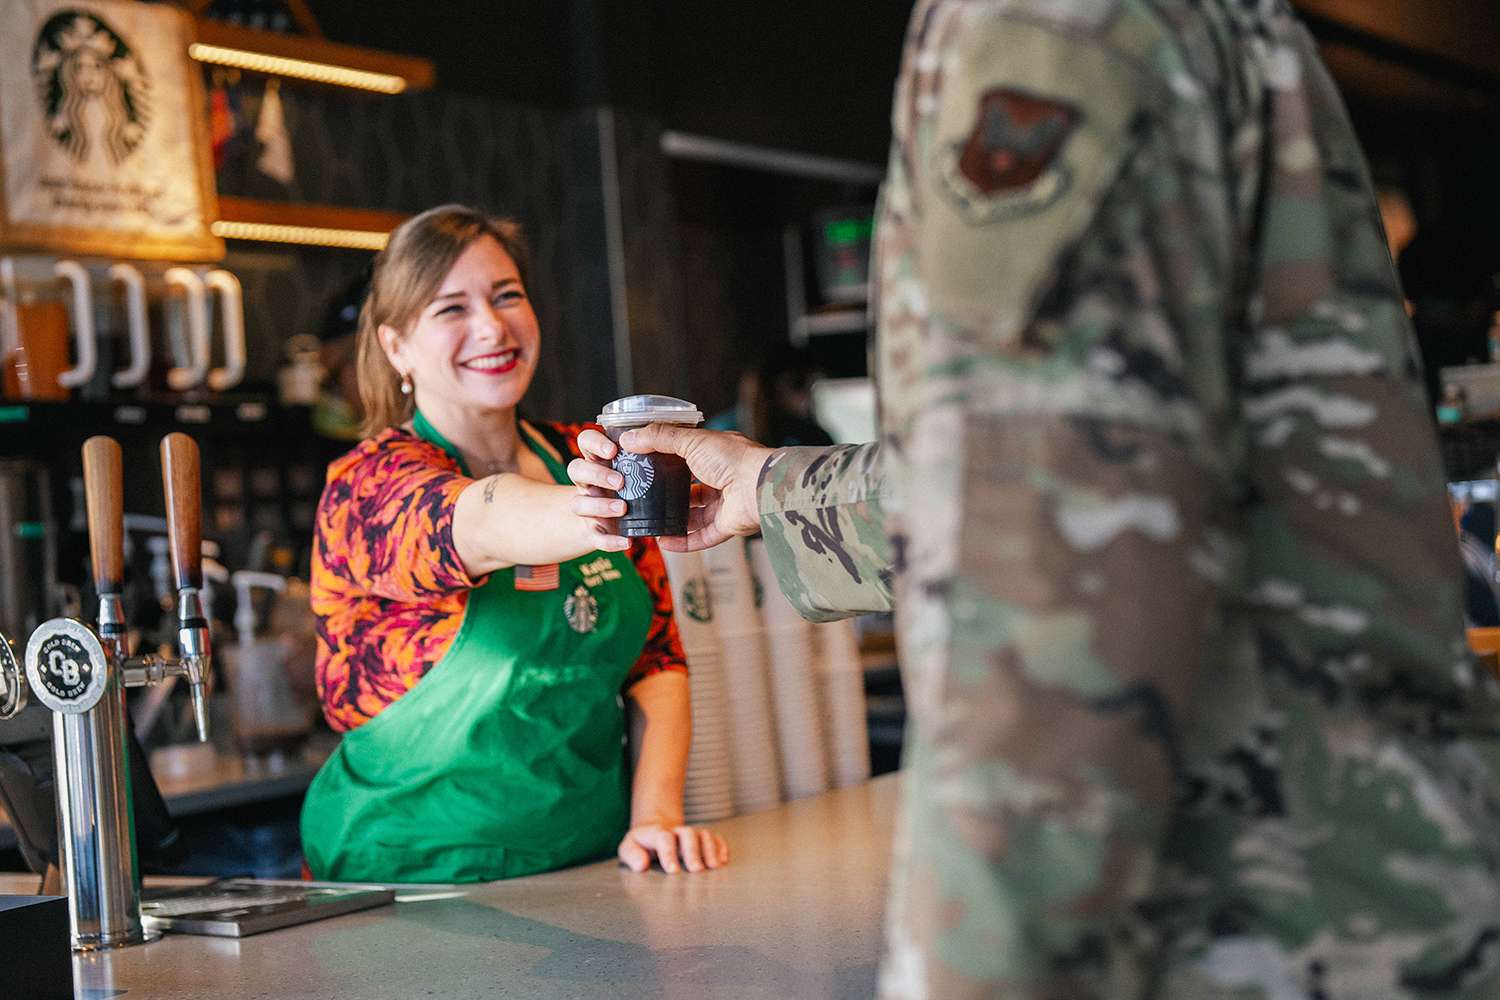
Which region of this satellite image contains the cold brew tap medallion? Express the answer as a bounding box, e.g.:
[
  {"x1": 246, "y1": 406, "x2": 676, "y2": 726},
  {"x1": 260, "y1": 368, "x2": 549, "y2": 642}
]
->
[{"x1": 25, "y1": 618, "x2": 109, "y2": 714}]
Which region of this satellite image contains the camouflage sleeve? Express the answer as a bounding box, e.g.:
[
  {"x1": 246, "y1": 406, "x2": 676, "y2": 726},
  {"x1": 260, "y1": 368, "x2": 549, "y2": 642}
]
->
[
  {"x1": 877, "y1": 4, "x2": 1232, "y2": 997},
  {"x1": 756, "y1": 442, "x2": 894, "y2": 622}
]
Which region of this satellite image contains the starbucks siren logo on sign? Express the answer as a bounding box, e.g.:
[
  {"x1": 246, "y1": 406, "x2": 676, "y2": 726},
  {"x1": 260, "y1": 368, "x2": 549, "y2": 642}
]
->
[{"x1": 32, "y1": 9, "x2": 152, "y2": 166}]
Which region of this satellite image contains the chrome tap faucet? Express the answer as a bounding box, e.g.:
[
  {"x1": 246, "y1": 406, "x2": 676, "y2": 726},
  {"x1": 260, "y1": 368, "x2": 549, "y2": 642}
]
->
[{"x1": 0, "y1": 433, "x2": 212, "y2": 951}]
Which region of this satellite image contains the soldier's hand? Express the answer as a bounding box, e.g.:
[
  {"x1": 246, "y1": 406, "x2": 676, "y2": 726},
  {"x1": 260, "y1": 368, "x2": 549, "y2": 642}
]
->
[{"x1": 572, "y1": 425, "x2": 771, "y2": 551}]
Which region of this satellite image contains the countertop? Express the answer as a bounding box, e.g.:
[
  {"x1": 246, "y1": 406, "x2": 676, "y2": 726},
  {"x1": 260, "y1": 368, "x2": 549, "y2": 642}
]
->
[{"x1": 4, "y1": 774, "x2": 899, "y2": 999}]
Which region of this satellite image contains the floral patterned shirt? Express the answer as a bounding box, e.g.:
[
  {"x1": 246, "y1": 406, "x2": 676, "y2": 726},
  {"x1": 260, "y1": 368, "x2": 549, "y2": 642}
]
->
[{"x1": 311, "y1": 420, "x2": 686, "y2": 733}]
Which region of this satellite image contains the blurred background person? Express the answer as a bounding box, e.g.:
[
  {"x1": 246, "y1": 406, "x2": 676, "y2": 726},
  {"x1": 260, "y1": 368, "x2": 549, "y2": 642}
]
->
[{"x1": 707, "y1": 342, "x2": 834, "y2": 448}]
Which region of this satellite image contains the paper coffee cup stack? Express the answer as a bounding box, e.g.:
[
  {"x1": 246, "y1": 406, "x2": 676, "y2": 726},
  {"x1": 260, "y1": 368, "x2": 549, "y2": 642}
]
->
[
  {"x1": 814, "y1": 618, "x2": 871, "y2": 788},
  {"x1": 701, "y1": 538, "x2": 782, "y2": 814},
  {"x1": 660, "y1": 549, "x2": 735, "y2": 823},
  {"x1": 748, "y1": 537, "x2": 830, "y2": 800}
]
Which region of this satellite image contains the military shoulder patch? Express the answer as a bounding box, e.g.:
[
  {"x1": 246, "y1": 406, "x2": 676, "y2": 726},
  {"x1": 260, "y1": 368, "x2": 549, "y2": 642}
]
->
[{"x1": 940, "y1": 88, "x2": 1080, "y2": 224}]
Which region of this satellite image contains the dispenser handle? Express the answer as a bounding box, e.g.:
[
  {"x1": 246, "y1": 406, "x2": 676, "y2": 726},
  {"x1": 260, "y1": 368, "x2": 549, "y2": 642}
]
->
[
  {"x1": 54, "y1": 260, "x2": 97, "y2": 389},
  {"x1": 0, "y1": 257, "x2": 17, "y2": 368},
  {"x1": 108, "y1": 263, "x2": 151, "y2": 389},
  {"x1": 82, "y1": 436, "x2": 125, "y2": 596},
  {"x1": 164, "y1": 268, "x2": 209, "y2": 391},
  {"x1": 231, "y1": 570, "x2": 286, "y2": 640},
  {"x1": 205, "y1": 270, "x2": 245, "y2": 391},
  {"x1": 160, "y1": 433, "x2": 203, "y2": 591},
  {"x1": 162, "y1": 432, "x2": 212, "y2": 741}
]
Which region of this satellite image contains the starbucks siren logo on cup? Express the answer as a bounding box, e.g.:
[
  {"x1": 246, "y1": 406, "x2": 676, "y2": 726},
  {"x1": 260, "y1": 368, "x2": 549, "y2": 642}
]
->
[
  {"x1": 613, "y1": 450, "x2": 656, "y2": 501},
  {"x1": 596, "y1": 395, "x2": 704, "y2": 538}
]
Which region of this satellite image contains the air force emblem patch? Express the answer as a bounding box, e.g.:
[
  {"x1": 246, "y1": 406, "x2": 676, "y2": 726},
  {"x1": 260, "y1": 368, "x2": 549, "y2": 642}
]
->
[{"x1": 940, "y1": 88, "x2": 1080, "y2": 224}]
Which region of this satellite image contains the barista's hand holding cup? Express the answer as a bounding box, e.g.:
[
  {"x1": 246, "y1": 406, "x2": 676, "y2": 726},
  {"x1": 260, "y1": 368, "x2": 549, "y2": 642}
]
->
[
  {"x1": 594, "y1": 395, "x2": 705, "y2": 537},
  {"x1": 573, "y1": 402, "x2": 773, "y2": 552}
]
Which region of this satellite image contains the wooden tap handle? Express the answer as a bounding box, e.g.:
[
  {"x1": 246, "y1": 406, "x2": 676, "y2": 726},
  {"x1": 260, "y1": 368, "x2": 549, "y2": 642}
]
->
[
  {"x1": 160, "y1": 433, "x2": 203, "y2": 591},
  {"x1": 81, "y1": 436, "x2": 125, "y2": 595}
]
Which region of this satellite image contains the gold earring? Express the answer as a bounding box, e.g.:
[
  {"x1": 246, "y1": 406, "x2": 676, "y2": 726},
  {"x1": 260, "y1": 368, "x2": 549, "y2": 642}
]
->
[{"x1": 400, "y1": 375, "x2": 413, "y2": 395}]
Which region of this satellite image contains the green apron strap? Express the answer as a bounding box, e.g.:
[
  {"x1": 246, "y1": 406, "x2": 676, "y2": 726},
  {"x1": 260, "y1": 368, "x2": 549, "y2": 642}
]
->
[{"x1": 411, "y1": 408, "x2": 470, "y2": 475}]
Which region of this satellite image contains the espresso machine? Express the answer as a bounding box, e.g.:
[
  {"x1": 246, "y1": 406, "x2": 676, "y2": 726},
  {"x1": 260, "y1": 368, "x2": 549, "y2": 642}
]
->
[{"x1": 0, "y1": 432, "x2": 212, "y2": 950}]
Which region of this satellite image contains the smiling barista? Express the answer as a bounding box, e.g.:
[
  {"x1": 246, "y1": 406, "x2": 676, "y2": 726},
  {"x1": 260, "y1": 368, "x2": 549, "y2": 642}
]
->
[{"x1": 300, "y1": 204, "x2": 728, "y2": 882}]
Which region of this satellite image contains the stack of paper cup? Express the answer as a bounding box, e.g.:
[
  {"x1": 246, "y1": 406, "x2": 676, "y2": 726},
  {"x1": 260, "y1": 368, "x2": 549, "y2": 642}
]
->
[
  {"x1": 702, "y1": 539, "x2": 782, "y2": 814},
  {"x1": 814, "y1": 618, "x2": 871, "y2": 788},
  {"x1": 661, "y1": 549, "x2": 735, "y2": 823},
  {"x1": 749, "y1": 537, "x2": 830, "y2": 800}
]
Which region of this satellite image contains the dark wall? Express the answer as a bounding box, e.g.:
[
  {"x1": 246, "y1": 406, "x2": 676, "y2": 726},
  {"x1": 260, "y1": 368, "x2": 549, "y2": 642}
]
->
[
  {"x1": 305, "y1": 2, "x2": 579, "y2": 107},
  {"x1": 1358, "y1": 108, "x2": 1500, "y2": 385},
  {"x1": 1332, "y1": 45, "x2": 1500, "y2": 398},
  {"x1": 299, "y1": 2, "x2": 1500, "y2": 415},
  {"x1": 669, "y1": 160, "x2": 877, "y2": 418},
  {"x1": 311, "y1": 1, "x2": 913, "y2": 166},
  {"x1": 646, "y1": 3, "x2": 909, "y2": 165},
  {"x1": 215, "y1": 86, "x2": 617, "y2": 421},
  {"x1": 212, "y1": 0, "x2": 915, "y2": 431}
]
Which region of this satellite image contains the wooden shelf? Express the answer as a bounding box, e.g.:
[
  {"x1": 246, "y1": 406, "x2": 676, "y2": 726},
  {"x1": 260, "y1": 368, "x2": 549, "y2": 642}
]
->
[
  {"x1": 1293, "y1": 0, "x2": 1500, "y2": 82},
  {"x1": 213, "y1": 196, "x2": 409, "y2": 249},
  {"x1": 191, "y1": 18, "x2": 435, "y2": 92},
  {"x1": 217, "y1": 196, "x2": 407, "y2": 234}
]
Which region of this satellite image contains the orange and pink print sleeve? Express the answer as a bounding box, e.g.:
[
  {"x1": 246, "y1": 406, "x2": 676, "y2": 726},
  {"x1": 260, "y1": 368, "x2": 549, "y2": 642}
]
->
[{"x1": 311, "y1": 429, "x2": 477, "y2": 732}]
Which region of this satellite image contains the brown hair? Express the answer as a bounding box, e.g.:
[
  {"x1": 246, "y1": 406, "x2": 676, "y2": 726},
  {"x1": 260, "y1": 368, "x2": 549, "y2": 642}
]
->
[{"x1": 355, "y1": 204, "x2": 532, "y2": 436}]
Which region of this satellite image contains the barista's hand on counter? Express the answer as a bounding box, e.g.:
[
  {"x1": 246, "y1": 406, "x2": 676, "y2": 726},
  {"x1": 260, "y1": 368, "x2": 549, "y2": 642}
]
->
[
  {"x1": 572, "y1": 426, "x2": 772, "y2": 551},
  {"x1": 618, "y1": 822, "x2": 730, "y2": 875}
]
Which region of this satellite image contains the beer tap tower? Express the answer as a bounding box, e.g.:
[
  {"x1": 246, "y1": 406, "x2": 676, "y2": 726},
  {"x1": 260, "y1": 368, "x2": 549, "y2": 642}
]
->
[{"x1": 0, "y1": 432, "x2": 212, "y2": 950}]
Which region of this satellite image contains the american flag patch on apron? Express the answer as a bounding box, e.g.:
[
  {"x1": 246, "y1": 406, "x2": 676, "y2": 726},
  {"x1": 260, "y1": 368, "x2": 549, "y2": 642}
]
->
[{"x1": 515, "y1": 563, "x2": 560, "y2": 592}]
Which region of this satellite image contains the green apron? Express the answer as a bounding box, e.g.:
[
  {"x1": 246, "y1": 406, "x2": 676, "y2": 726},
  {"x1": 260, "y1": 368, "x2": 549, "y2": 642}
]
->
[{"x1": 300, "y1": 413, "x2": 652, "y2": 883}]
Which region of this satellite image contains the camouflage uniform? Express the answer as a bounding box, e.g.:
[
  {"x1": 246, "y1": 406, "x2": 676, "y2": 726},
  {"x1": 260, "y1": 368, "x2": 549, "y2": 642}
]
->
[{"x1": 756, "y1": 0, "x2": 1500, "y2": 996}]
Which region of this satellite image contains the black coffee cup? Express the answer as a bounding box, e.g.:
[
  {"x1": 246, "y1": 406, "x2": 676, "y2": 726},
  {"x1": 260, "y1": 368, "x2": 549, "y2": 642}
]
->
[{"x1": 597, "y1": 395, "x2": 704, "y2": 537}]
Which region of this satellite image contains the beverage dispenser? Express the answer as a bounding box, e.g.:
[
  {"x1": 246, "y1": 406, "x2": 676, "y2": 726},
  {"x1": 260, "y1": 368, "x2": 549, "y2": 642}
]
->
[{"x1": 0, "y1": 255, "x2": 246, "y2": 402}]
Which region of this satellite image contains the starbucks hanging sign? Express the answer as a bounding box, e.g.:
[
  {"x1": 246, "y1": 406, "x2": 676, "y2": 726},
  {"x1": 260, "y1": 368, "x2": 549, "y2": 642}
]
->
[{"x1": 0, "y1": 0, "x2": 221, "y2": 261}]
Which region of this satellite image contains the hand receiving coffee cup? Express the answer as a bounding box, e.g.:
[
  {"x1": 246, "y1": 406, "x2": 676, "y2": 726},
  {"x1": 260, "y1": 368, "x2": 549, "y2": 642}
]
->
[{"x1": 572, "y1": 413, "x2": 773, "y2": 552}]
